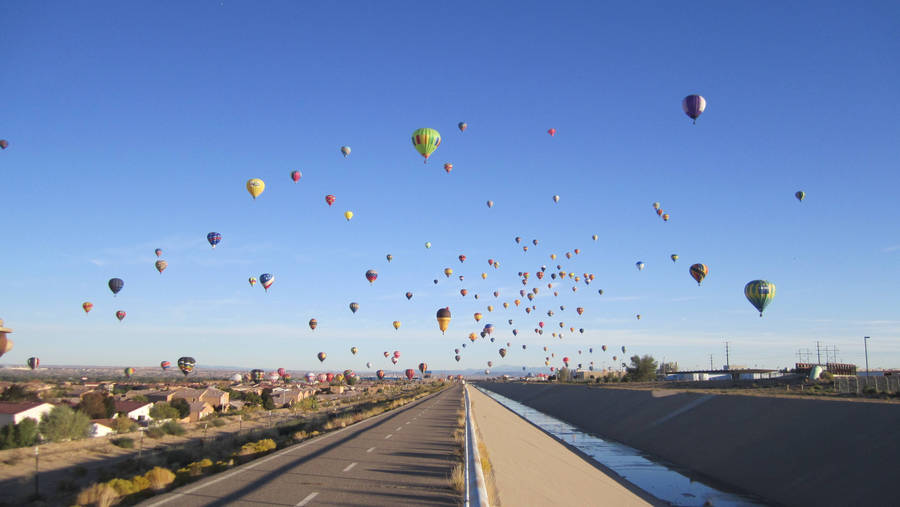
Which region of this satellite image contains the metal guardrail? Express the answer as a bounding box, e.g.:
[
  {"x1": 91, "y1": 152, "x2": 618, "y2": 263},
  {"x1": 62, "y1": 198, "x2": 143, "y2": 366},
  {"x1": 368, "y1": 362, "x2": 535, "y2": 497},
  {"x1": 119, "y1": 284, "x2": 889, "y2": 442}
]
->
[{"x1": 464, "y1": 385, "x2": 490, "y2": 507}]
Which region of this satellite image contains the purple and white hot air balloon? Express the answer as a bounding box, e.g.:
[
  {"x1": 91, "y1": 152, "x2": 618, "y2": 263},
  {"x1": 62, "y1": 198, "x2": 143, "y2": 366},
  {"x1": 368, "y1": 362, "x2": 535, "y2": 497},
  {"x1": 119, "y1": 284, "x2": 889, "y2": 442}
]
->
[{"x1": 682, "y1": 94, "x2": 706, "y2": 124}]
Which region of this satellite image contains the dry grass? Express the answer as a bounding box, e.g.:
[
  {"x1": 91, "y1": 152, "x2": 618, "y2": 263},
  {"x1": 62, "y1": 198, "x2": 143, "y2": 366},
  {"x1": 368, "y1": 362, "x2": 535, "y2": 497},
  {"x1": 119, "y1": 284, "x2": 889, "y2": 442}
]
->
[
  {"x1": 75, "y1": 482, "x2": 119, "y2": 507},
  {"x1": 477, "y1": 438, "x2": 500, "y2": 505},
  {"x1": 450, "y1": 463, "x2": 465, "y2": 492}
]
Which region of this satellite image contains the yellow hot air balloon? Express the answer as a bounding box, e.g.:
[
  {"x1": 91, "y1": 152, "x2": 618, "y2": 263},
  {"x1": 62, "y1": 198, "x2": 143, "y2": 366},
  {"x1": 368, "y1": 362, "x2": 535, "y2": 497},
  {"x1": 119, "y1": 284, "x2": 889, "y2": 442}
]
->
[
  {"x1": 481, "y1": 272, "x2": 487, "y2": 280},
  {"x1": 246, "y1": 178, "x2": 265, "y2": 199},
  {"x1": 487, "y1": 305, "x2": 494, "y2": 312},
  {"x1": 436, "y1": 307, "x2": 451, "y2": 334},
  {"x1": 474, "y1": 312, "x2": 483, "y2": 322},
  {"x1": 444, "y1": 267, "x2": 453, "y2": 278},
  {"x1": 344, "y1": 211, "x2": 354, "y2": 221},
  {"x1": 392, "y1": 320, "x2": 401, "y2": 330}
]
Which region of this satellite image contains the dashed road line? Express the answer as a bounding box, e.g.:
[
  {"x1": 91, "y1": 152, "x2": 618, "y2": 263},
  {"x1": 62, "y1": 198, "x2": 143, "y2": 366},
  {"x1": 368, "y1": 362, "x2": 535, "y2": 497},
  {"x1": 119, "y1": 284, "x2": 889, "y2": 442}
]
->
[
  {"x1": 296, "y1": 492, "x2": 319, "y2": 506},
  {"x1": 385, "y1": 434, "x2": 393, "y2": 439},
  {"x1": 366, "y1": 447, "x2": 375, "y2": 453},
  {"x1": 342, "y1": 462, "x2": 357, "y2": 472}
]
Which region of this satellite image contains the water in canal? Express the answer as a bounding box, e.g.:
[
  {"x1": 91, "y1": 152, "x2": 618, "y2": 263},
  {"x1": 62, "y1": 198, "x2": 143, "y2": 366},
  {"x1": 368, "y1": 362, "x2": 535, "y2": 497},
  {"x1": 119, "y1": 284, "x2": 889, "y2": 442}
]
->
[{"x1": 474, "y1": 386, "x2": 766, "y2": 507}]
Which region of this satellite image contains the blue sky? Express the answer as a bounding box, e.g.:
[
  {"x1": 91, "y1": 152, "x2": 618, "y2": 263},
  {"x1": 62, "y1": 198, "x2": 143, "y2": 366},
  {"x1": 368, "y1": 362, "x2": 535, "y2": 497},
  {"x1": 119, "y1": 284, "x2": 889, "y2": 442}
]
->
[{"x1": 1, "y1": 1, "x2": 899, "y2": 373}]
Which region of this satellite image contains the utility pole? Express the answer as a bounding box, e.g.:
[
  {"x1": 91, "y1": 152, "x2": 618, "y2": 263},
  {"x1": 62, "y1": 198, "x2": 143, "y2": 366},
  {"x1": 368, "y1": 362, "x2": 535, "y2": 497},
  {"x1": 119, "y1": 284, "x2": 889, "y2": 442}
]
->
[
  {"x1": 33, "y1": 445, "x2": 39, "y2": 499},
  {"x1": 725, "y1": 341, "x2": 730, "y2": 370},
  {"x1": 816, "y1": 341, "x2": 822, "y2": 365},
  {"x1": 710, "y1": 354, "x2": 714, "y2": 371},
  {"x1": 864, "y1": 337, "x2": 871, "y2": 377}
]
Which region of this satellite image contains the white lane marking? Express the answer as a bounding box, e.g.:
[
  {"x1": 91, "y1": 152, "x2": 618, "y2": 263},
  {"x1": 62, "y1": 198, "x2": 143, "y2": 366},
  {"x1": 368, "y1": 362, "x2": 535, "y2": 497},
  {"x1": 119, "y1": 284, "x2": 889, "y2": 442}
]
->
[
  {"x1": 366, "y1": 447, "x2": 375, "y2": 453},
  {"x1": 385, "y1": 434, "x2": 392, "y2": 439},
  {"x1": 342, "y1": 462, "x2": 357, "y2": 472},
  {"x1": 396, "y1": 426, "x2": 403, "y2": 431},
  {"x1": 405, "y1": 421, "x2": 411, "y2": 425},
  {"x1": 296, "y1": 492, "x2": 319, "y2": 506}
]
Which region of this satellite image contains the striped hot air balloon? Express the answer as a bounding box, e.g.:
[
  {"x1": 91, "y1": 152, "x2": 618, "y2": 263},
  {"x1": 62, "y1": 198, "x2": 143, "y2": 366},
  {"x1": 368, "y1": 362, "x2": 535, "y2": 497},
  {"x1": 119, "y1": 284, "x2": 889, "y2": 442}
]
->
[
  {"x1": 689, "y1": 264, "x2": 709, "y2": 286},
  {"x1": 682, "y1": 94, "x2": 707, "y2": 124},
  {"x1": 411, "y1": 128, "x2": 441, "y2": 162},
  {"x1": 745, "y1": 280, "x2": 776, "y2": 316}
]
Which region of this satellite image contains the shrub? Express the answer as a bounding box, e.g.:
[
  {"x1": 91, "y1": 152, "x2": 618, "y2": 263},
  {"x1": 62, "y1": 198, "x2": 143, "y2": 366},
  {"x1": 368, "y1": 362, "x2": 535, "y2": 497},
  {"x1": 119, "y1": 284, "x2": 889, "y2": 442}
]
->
[
  {"x1": 211, "y1": 417, "x2": 226, "y2": 427},
  {"x1": 107, "y1": 477, "x2": 140, "y2": 496},
  {"x1": 161, "y1": 421, "x2": 185, "y2": 436},
  {"x1": 144, "y1": 466, "x2": 175, "y2": 491},
  {"x1": 40, "y1": 405, "x2": 91, "y2": 443},
  {"x1": 76, "y1": 482, "x2": 119, "y2": 507},
  {"x1": 146, "y1": 427, "x2": 165, "y2": 439},
  {"x1": 149, "y1": 402, "x2": 181, "y2": 421},
  {"x1": 237, "y1": 438, "x2": 277, "y2": 457},
  {"x1": 114, "y1": 417, "x2": 136, "y2": 433},
  {"x1": 170, "y1": 398, "x2": 191, "y2": 419},
  {"x1": 111, "y1": 437, "x2": 134, "y2": 449}
]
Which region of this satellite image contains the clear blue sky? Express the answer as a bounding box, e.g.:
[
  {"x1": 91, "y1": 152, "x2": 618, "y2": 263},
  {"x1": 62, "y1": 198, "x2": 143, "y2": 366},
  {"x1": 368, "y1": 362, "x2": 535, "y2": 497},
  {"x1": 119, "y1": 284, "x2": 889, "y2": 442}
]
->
[{"x1": 2, "y1": 1, "x2": 899, "y2": 373}]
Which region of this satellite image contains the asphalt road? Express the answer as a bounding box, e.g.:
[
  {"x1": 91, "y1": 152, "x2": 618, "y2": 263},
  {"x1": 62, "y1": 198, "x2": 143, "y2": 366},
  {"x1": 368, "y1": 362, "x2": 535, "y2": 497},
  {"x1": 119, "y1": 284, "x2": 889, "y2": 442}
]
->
[{"x1": 141, "y1": 385, "x2": 462, "y2": 507}]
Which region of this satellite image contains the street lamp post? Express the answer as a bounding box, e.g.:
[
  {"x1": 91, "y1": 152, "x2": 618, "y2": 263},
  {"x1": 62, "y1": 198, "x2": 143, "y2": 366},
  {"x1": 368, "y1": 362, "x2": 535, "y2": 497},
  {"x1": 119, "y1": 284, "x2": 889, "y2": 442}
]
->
[{"x1": 864, "y1": 336, "x2": 871, "y2": 378}]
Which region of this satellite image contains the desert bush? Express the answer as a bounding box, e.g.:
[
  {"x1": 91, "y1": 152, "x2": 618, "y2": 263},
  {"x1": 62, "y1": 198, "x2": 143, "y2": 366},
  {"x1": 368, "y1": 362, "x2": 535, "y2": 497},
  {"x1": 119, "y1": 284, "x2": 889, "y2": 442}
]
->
[
  {"x1": 39, "y1": 405, "x2": 91, "y2": 443},
  {"x1": 236, "y1": 438, "x2": 276, "y2": 457},
  {"x1": 211, "y1": 417, "x2": 226, "y2": 427},
  {"x1": 144, "y1": 466, "x2": 175, "y2": 491},
  {"x1": 162, "y1": 421, "x2": 185, "y2": 436},
  {"x1": 114, "y1": 416, "x2": 137, "y2": 433},
  {"x1": 76, "y1": 482, "x2": 120, "y2": 507},
  {"x1": 111, "y1": 437, "x2": 134, "y2": 449},
  {"x1": 146, "y1": 426, "x2": 165, "y2": 439}
]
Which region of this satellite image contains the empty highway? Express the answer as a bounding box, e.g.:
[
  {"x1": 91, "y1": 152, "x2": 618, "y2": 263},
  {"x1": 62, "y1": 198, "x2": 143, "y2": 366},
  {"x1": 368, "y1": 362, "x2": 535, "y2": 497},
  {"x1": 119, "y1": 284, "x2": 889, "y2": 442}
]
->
[{"x1": 142, "y1": 384, "x2": 463, "y2": 506}]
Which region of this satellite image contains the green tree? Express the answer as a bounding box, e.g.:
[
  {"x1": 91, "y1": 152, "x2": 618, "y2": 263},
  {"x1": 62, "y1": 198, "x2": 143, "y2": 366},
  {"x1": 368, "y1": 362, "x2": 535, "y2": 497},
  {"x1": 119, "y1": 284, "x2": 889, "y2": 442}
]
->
[
  {"x1": 170, "y1": 398, "x2": 190, "y2": 419},
  {"x1": 0, "y1": 384, "x2": 38, "y2": 402},
  {"x1": 131, "y1": 394, "x2": 149, "y2": 403},
  {"x1": 261, "y1": 389, "x2": 275, "y2": 411},
  {"x1": 243, "y1": 392, "x2": 262, "y2": 406},
  {"x1": 0, "y1": 419, "x2": 37, "y2": 449},
  {"x1": 114, "y1": 417, "x2": 136, "y2": 433},
  {"x1": 623, "y1": 355, "x2": 659, "y2": 382},
  {"x1": 78, "y1": 392, "x2": 113, "y2": 419},
  {"x1": 149, "y1": 402, "x2": 180, "y2": 420},
  {"x1": 39, "y1": 406, "x2": 91, "y2": 443}
]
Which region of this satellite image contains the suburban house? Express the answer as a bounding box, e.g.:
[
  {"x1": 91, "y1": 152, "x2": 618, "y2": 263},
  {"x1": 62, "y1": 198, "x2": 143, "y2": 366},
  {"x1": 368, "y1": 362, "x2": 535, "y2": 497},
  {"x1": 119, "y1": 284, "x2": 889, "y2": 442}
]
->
[
  {"x1": 0, "y1": 402, "x2": 56, "y2": 427},
  {"x1": 113, "y1": 400, "x2": 152, "y2": 422},
  {"x1": 169, "y1": 388, "x2": 204, "y2": 404},
  {"x1": 89, "y1": 419, "x2": 116, "y2": 438},
  {"x1": 199, "y1": 387, "x2": 229, "y2": 409},
  {"x1": 143, "y1": 391, "x2": 176, "y2": 404},
  {"x1": 188, "y1": 401, "x2": 214, "y2": 422},
  {"x1": 269, "y1": 387, "x2": 314, "y2": 407}
]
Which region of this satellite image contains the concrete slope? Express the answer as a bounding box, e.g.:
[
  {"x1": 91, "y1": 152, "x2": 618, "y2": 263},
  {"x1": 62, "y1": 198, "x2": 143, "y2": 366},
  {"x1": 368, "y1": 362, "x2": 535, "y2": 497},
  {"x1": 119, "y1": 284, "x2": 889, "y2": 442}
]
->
[
  {"x1": 142, "y1": 385, "x2": 463, "y2": 507},
  {"x1": 478, "y1": 382, "x2": 900, "y2": 507},
  {"x1": 468, "y1": 385, "x2": 654, "y2": 506}
]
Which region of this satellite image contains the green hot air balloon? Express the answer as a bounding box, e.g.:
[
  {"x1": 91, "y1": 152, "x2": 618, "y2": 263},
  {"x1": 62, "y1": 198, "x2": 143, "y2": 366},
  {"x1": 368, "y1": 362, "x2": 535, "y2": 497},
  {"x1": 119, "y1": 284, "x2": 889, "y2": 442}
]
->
[
  {"x1": 411, "y1": 128, "x2": 441, "y2": 163},
  {"x1": 745, "y1": 280, "x2": 776, "y2": 316}
]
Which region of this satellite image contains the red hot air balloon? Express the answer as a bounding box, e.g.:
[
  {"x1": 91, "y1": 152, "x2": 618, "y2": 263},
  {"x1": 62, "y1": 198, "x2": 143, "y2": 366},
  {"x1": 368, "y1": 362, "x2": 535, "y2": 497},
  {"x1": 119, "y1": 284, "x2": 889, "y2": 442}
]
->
[
  {"x1": 563, "y1": 357, "x2": 570, "y2": 366},
  {"x1": 393, "y1": 350, "x2": 401, "y2": 359},
  {"x1": 365, "y1": 269, "x2": 378, "y2": 283},
  {"x1": 325, "y1": 194, "x2": 336, "y2": 206},
  {"x1": 277, "y1": 367, "x2": 286, "y2": 377},
  {"x1": 547, "y1": 128, "x2": 556, "y2": 136},
  {"x1": 326, "y1": 372, "x2": 335, "y2": 382},
  {"x1": 115, "y1": 310, "x2": 126, "y2": 322},
  {"x1": 291, "y1": 170, "x2": 302, "y2": 182},
  {"x1": 444, "y1": 163, "x2": 453, "y2": 173},
  {"x1": 405, "y1": 369, "x2": 416, "y2": 380}
]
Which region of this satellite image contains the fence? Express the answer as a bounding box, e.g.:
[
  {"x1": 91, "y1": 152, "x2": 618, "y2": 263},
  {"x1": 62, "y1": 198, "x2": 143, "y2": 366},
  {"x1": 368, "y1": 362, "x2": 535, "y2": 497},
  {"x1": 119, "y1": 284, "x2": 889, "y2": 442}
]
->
[{"x1": 835, "y1": 375, "x2": 900, "y2": 394}]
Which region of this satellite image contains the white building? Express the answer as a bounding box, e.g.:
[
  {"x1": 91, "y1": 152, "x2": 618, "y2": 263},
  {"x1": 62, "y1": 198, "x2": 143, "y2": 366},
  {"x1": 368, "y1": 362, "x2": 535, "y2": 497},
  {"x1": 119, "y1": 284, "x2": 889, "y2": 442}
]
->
[
  {"x1": 0, "y1": 401, "x2": 55, "y2": 426},
  {"x1": 89, "y1": 419, "x2": 116, "y2": 437},
  {"x1": 113, "y1": 400, "x2": 152, "y2": 422}
]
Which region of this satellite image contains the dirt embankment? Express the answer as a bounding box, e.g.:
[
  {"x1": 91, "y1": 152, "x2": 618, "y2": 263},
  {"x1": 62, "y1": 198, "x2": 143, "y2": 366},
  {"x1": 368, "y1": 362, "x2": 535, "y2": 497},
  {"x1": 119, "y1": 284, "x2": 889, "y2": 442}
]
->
[{"x1": 477, "y1": 382, "x2": 900, "y2": 507}]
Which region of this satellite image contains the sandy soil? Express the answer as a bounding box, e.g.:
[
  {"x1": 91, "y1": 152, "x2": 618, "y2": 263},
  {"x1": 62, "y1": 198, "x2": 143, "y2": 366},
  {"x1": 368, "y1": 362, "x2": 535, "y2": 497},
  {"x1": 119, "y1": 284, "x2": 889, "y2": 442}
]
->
[{"x1": 467, "y1": 385, "x2": 653, "y2": 506}]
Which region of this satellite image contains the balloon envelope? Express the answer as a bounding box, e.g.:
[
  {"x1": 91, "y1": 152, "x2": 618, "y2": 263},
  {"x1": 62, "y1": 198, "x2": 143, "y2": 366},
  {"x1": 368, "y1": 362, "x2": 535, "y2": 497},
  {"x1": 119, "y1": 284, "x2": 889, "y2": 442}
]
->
[
  {"x1": 682, "y1": 94, "x2": 707, "y2": 122},
  {"x1": 745, "y1": 280, "x2": 776, "y2": 316},
  {"x1": 108, "y1": 278, "x2": 124, "y2": 295},
  {"x1": 246, "y1": 178, "x2": 265, "y2": 199},
  {"x1": 177, "y1": 357, "x2": 196, "y2": 376},
  {"x1": 411, "y1": 128, "x2": 441, "y2": 162},
  {"x1": 207, "y1": 232, "x2": 221, "y2": 248}
]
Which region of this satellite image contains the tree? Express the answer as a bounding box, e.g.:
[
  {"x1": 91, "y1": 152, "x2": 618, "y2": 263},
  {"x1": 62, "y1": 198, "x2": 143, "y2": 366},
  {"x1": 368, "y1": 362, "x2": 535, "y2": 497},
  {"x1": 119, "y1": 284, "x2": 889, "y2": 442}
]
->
[
  {"x1": 78, "y1": 392, "x2": 114, "y2": 419},
  {"x1": 623, "y1": 355, "x2": 659, "y2": 382},
  {"x1": 557, "y1": 367, "x2": 572, "y2": 382},
  {"x1": 0, "y1": 418, "x2": 39, "y2": 449},
  {"x1": 114, "y1": 417, "x2": 136, "y2": 433},
  {"x1": 40, "y1": 406, "x2": 91, "y2": 443},
  {"x1": 149, "y1": 402, "x2": 180, "y2": 420},
  {"x1": 243, "y1": 392, "x2": 262, "y2": 406},
  {"x1": 0, "y1": 384, "x2": 38, "y2": 402},
  {"x1": 170, "y1": 398, "x2": 190, "y2": 419},
  {"x1": 261, "y1": 388, "x2": 275, "y2": 411}
]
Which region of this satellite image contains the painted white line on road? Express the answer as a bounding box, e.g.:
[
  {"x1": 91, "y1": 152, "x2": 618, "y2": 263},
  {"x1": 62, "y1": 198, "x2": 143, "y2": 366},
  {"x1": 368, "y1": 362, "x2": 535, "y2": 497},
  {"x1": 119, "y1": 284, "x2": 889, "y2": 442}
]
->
[
  {"x1": 385, "y1": 434, "x2": 393, "y2": 439},
  {"x1": 366, "y1": 446, "x2": 375, "y2": 453},
  {"x1": 342, "y1": 462, "x2": 357, "y2": 472},
  {"x1": 296, "y1": 491, "x2": 319, "y2": 506},
  {"x1": 396, "y1": 426, "x2": 403, "y2": 431},
  {"x1": 405, "y1": 421, "x2": 411, "y2": 425}
]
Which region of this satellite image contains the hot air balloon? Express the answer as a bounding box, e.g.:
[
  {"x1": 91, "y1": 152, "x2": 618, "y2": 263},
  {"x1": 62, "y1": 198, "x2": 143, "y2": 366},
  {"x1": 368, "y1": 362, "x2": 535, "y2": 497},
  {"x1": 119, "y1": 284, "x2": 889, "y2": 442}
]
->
[
  {"x1": 155, "y1": 260, "x2": 168, "y2": 274},
  {"x1": 115, "y1": 310, "x2": 126, "y2": 322},
  {"x1": 552, "y1": 195, "x2": 560, "y2": 203},
  {"x1": 291, "y1": 170, "x2": 302, "y2": 182},
  {"x1": 376, "y1": 370, "x2": 386, "y2": 380},
  {"x1": 177, "y1": 357, "x2": 196, "y2": 376},
  {"x1": 309, "y1": 318, "x2": 318, "y2": 330},
  {"x1": 547, "y1": 128, "x2": 556, "y2": 136},
  {"x1": 154, "y1": 248, "x2": 162, "y2": 257},
  {"x1": 405, "y1": 369, "x2": 416, "y2": 380},
  {"x1": 411, "y1": 128, "x2": 441, "y2": 162},
  {"x1": 207, "y1": 232, "x2": 221, "y2": 248},
  {"x1": 391, "y1": 357, "x2": 399, "y2": 364},
  {"x1": 305, "y1": 372, "x2": 317, "y2": 383},
  {"x1": 636, "y1": 262, "x2": 645, "y2": 271},
  {"x1": 344, "y1": 211, "x2": 354, "y2": 221},
  {"x1": 444, "y1": 267, "x2": 453, "y2": 278},
  {"x1": 795, "y1": 191, "x2": 805, "y2": 202},
  {"x1": 474, "y1": 312, "x2": 483, "y2": 322},
  {"x1": 576, "y1": 307, "x2": 584, "y2": 316},
  {"x1": 365, "y1": 269, "x2": 378, "y2": 283},
  {"x1": 487, "y1": 361, "x2": 493, "y2": 368},
  {"x1": 393, "y1": 321, "x2": 401, "y2": 330},
  {"x1": 682, "y1": 94, "x2": 707, "y2": 123},
  {"x1": 636, "y1": 314, "x2": 641, "y2": 320},
  {"x1": 385, "y1": 254, "x2": 393, "y2": 263},
  {"x1": 82, "y1": 302, "x2": 93, "y2": 314},
  {"x1": 436, "y1": 307, "x2": 451, "y2": 334},
  {"x1": 108, "y1": 278, "x2": 124, "y2": 296},
  {"x1": 351, "y1": 346, "x2": 358, "y2": 355},
  {"x1": 486, "y1": 200, "x2": 494, "y2": 208},
  {"x1": 341, "y1": 146, "x2": 351, "y2": 157},
  {"x1": 406, "y1": 292, "x2": 413, "y2": 300},
  {"x1": 468, "y1": 333, "x2": 477, "y2": 342},
  {"x1": 662, "y1": 213, "x2": 670, "y2": 222},
  {"x1": 689, "y1": 264, "x2": 709, "y2": 286},
  {"x1": 745, "y1": 280, "x2": 776, "y2": 316},
  {"x1": 444, "y1": 163, "x2": 453, "y2": 173},
  {"x1": 260, "y1": 273, "x2": 274, "y2": 292},
  {"x1": 366, "y1": 361, "x2": 372, "y2": 368},
  {"x1": 317, "y1": 352, "x2": 327, "y2": 362},
  {"x1": 27, "y1": 357, "x2": 39, "y2": 370},
  {"x1": 325, "y1": 194, "x2": 336, "y2": 206},
  {"x1": 123, "y1": 367, "x2": 134, "y2": 378},
  {"x1": 425, "y1": 242, "x2": 432, "y2": 249},
  {"x1": 671, "y1": 254, "x2": 679, "y2": 263},
  {"x1": 160, "y1": 361, "x2": 171, "y2": 371},
  {"x1": 458, "y1": 122, "x2": 467, "y2": 132},
  {"x1": 499, "y1": 348, "x2": 507, "y2": 358},
  {"x1": 0, "y1": 140, "x2": 8, "y2": 149},
  {"x1": 246, "y1": 178, "x2": 265, "y2": 199},
  {"x1": 418, "y1": 362, "x2": 427, "y2": 373},
  {"x1": 657, "y1": 208, "x2": 664, "y2": 216},
  {"x1": 248, "y1": 277, "x2": 257, "y2": 287},
  {"x1": 251, "y1": 369, "x2": 265, "y2": 383},
  {"x1": 455, "y1": 355, "x2": 461, "y2": 362},
  {"x1": 349, "y1": 302, "x2": 359, "y2": 313}
]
